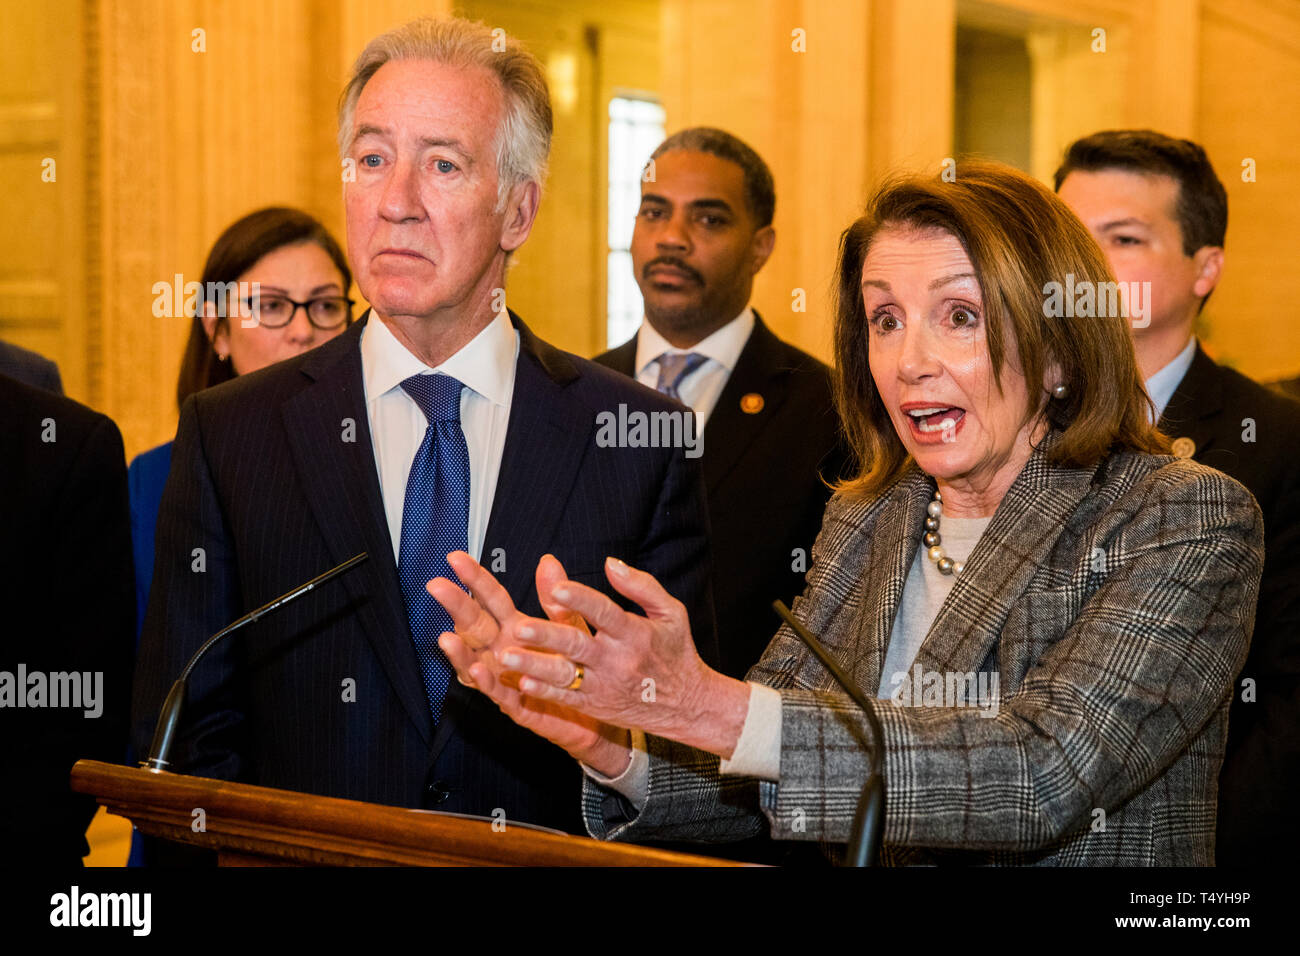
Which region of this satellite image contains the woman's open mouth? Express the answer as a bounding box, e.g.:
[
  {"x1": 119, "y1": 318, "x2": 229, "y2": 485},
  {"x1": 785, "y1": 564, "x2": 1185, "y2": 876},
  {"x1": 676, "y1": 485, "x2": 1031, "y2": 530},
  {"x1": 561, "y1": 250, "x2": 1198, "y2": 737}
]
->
[{"x1": 903, "y1": 405, "x2": 966, "y2": 442}]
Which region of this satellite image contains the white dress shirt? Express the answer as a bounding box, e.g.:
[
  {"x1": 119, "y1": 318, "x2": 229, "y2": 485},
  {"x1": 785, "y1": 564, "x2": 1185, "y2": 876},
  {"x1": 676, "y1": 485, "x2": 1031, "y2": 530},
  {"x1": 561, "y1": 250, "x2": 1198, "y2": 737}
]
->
[
  {"x1": 360, "y1": 310, "x2": 519, "y2": 564},
  {"x1": 632, "y1": 308, "x2": 755, "y2": 429},
  {"x1": 1144, "y1": 335, "x2": 1197, "y2": 423}
]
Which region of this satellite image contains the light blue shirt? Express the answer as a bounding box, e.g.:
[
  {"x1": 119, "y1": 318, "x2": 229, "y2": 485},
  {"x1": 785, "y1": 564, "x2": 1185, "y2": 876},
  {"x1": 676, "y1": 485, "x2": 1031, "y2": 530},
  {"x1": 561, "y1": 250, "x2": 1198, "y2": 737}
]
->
[{"x1": 1144, "y1": 337, "x2": 1197, "y2": 423}]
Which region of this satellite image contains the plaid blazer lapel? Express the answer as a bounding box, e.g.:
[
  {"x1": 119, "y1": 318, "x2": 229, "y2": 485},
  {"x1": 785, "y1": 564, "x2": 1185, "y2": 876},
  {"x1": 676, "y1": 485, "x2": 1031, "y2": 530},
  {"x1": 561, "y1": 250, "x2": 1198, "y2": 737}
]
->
[
  {"x1": 844, "y1": 470, "x2": 934, "y2": 694},
  {"x1": 912, "y1": 437, "x2": 1097, "y2": 680},
  {"x1": 791, "y1": 469, "x2": 933, "y2": 696}
]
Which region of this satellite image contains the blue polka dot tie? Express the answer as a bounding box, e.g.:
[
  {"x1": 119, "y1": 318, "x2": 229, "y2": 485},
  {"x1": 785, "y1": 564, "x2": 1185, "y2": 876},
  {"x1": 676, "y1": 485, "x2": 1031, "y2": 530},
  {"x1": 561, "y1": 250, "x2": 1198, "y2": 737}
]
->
[
  {"x1": 398, "y1": 373, "x2": 470, "y2": 723},
  {"x1": 654, "y1": 351, "x2": 707, "y2": 400}
]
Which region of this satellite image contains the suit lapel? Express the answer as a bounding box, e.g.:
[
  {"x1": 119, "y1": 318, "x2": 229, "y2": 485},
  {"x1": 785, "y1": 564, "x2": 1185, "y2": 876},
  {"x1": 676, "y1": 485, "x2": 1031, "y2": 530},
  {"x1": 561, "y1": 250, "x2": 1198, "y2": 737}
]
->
[
  {"x1": 1157, "y1": 343, "x2": 1223, "y2": 460},
  {"x1": 912, "y1": 437, "x2": 1097, "y2": 680},
  {"x1": 597, "y1": 336, "x2": 637, "y2": 376},
  {"x1": 791, "y1": 471, "x2": 930, "y2": 695},
  {"x1": 701, "y1": 314, "x2": 792, "y2": 494},
  {"x1": 480, "y1": 313, "x2": 591, "y2": 606},
  {"x1": 280, "y1": 313, "x2": 434, "y2": 745}
]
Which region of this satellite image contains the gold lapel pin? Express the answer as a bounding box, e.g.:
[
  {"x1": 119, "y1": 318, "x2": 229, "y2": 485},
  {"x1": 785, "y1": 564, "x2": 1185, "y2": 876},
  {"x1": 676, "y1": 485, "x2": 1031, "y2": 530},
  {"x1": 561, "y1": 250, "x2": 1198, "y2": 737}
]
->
[
  {"x1": 740, "y1": 393, "x2": 764, "y2": 414},
  {"x1": 1171, "y1": 436, "x2": 1196, "y2": 459}
]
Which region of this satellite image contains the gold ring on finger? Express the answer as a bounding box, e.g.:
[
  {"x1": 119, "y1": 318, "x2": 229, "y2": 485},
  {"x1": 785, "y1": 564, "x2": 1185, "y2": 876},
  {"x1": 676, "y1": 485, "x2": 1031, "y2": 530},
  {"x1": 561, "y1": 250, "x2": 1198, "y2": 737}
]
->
[{"x1": 565, "y1": 662, "x2": 585, "y2": 691}]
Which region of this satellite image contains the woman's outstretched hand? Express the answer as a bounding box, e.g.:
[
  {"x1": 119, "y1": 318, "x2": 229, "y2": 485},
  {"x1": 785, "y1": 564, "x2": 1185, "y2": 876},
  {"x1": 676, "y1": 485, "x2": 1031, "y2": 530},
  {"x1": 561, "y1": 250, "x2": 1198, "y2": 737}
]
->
[
  {"x1": 429, "y1": 552, "x2": 633, "y2": 778},
  {"x1": 493, "y1": 555, "x2": 750, "y2": 760}
]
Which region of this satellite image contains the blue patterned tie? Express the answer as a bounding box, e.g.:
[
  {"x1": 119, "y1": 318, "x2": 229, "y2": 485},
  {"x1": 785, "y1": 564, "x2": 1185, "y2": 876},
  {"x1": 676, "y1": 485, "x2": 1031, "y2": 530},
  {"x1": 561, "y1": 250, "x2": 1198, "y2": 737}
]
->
[
  {"x1": 654, "y1": 351, "x2": 707, "y2": 400},
  {"x1": 398, "y1": 373, "x2": 470, "y2": 723}
]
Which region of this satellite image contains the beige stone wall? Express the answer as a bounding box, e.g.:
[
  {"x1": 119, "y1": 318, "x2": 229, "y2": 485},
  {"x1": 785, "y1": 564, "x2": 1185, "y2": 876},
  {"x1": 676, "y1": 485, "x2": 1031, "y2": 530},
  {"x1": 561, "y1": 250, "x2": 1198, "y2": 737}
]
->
[
  {"x1": 458, "y1": 0, "x2": 661, "y2": 358},
  {"x1": 1, "y1": 0, "x2": 451, "y2": 461},
  {"x1": 1196, "y1": 0, "x2": 1300, "y2": 378},
  {"x1": 659, "y1": 0, "x2": 1300, "y2": 377},
  {"x1": 659, "y1": 0, "x2": 878, "y2": 365}
]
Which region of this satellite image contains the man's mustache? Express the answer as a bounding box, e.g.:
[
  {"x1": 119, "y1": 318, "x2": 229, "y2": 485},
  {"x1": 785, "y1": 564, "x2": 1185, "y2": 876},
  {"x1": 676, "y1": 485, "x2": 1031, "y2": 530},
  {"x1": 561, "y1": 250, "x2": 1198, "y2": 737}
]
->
[{"x1": 643, "y1": 257, "x2": 703, "y2": 284}]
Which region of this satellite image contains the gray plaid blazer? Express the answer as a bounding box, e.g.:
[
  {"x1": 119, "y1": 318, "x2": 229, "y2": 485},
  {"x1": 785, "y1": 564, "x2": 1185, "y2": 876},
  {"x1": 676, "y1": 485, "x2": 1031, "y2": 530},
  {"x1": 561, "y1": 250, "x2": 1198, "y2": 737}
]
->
[{"x1": 583, "y1": 436, "x2": 1265, "y2": 865}]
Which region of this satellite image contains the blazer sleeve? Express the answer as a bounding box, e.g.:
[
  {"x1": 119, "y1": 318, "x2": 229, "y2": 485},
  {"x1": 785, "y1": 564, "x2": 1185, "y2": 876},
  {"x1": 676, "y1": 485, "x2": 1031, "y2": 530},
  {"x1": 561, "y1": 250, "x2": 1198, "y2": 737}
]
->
[
  {"x1": 130, "y1": 396, "x2": 247, "y2": 779},
  {"x1": 760, "y1": 466, "x2": 1263, "y2": 848},
  {"x1": 582, "y1": 732, "x2": 765, "y2": 843}
]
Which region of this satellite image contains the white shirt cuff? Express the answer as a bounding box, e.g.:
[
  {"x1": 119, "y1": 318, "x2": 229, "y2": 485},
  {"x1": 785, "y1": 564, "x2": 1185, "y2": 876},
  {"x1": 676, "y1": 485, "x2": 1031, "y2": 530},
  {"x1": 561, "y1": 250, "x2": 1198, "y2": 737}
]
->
[
  {"x1": 718, "y1": 682, "x2": 781, "y2": 780},
  {"x1": 581, "y1": 729, "x2": 649, "y2": 810}
]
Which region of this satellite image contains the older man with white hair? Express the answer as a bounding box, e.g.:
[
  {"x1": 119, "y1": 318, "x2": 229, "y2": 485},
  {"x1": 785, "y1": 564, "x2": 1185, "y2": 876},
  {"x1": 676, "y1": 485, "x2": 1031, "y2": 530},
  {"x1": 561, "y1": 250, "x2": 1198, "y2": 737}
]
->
[{"x1": 133, "y1": 17, "x2": 717, "y2": 837}]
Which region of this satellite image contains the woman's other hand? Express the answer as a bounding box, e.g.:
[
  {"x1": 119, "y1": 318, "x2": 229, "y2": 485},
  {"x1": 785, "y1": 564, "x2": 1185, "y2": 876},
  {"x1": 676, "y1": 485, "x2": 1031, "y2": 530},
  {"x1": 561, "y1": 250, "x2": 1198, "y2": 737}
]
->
[
  {"x1": 500, "y1": 556, "x2": 751, "y2": 760},
  {"x1": 429, "y1": 552, "x2": 633, "y2": 777}
]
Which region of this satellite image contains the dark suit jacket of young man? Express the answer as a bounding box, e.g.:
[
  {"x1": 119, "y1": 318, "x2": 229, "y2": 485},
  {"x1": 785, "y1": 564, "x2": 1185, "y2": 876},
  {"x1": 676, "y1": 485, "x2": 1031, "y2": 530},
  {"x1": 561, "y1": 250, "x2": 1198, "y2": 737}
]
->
[
  {"x1": 0, "y1": 374, "x2": 134, "y2": 864},
  {"x1": 131, "y1": 311, "x2": 718, "y2": 836},
  {"x1": 596, "y1": 312, "x2": 849, "y2": 680},
  {"x1": 1157, "y1": 342, "x2": 1300, "y2": 865}
]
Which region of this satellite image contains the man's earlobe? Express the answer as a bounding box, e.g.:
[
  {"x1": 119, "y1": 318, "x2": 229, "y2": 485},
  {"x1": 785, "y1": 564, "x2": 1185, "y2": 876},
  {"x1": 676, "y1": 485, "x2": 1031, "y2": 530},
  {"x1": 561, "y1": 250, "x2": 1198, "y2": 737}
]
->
[
  {"x1": 751, "y1": 225, "x2": 776, "y2": 274},
  {"x1": 502, "y1": 180, "x2": 541, "y2": 252},
  {"x1": 1192, "y1": 246, "x2": 1224, "y2": 299}
]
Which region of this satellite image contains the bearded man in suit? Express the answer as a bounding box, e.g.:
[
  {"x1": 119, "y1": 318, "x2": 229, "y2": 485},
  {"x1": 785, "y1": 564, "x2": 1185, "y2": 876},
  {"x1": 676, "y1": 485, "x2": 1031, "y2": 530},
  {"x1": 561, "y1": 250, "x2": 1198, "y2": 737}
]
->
[
  {"x1": 596, "y1": 128, "x2": 848, "y2": 682},
  {"x1": 132, "y1": 17, "x2": 716, "y2": 837}
]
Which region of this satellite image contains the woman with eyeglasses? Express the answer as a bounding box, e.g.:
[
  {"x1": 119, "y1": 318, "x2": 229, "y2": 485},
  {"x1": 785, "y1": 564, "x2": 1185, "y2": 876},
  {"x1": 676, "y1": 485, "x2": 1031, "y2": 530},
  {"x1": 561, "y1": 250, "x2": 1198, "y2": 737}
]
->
[{"x1": 125, "y1": 208, "x2": 352, "y2": 863}]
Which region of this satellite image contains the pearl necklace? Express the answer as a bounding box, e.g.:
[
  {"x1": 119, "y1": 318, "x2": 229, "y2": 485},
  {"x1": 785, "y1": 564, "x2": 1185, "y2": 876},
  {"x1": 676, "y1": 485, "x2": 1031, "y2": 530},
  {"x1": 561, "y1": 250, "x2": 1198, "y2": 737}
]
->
[{"x1": 923, "y1": 490, "x2": 965, "y2": 576}]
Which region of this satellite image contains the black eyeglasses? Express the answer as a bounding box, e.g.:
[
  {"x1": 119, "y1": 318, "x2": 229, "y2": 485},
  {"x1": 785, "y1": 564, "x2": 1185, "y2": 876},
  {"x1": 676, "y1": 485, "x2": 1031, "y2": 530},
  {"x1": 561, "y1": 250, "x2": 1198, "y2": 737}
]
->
[{"x1": 241, "y1": 294, "x2": 355, "y2": 330}]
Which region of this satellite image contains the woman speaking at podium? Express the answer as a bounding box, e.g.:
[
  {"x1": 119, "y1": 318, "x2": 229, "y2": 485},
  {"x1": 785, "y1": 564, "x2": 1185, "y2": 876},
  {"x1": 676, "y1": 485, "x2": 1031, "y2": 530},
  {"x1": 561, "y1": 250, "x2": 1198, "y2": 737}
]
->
[{"x1": 430, "y1": 161, "x2": 1262, "y2": 865}]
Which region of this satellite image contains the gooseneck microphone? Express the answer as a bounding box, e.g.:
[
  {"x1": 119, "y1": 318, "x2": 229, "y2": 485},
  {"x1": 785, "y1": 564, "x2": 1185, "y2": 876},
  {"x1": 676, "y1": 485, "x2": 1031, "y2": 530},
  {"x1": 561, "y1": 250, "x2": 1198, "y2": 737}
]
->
[
  {"x1": 772, "y1": 600, "x2": 885, "y2": 867},
  {"x1": 142, "y1": 553, "x2": 369, "y2": 773}
]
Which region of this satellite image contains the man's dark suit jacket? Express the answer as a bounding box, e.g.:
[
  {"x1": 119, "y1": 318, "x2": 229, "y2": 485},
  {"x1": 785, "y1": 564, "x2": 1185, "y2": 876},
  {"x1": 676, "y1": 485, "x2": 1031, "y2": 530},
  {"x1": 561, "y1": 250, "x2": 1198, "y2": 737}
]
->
[
  {"x1": 0, "y1": 374, "x2": 134, "y2": 864},
  {"x1": 0, "y1": 339, "x2": 63, "y2": 393},
  {"x1": 131, "y1": 311, "x2": 717, "y2": 836},
  {"x1": 596, "y1": 313, "x2": 848, "y2": 680},
  {"x1": 1157, "y1": 343, "x2": 1300, "y2": 865}
]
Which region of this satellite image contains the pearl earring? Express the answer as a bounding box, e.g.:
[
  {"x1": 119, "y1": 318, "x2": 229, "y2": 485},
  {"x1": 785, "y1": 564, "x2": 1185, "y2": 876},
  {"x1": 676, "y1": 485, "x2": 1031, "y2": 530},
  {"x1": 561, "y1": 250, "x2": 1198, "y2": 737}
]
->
[{"x1": 1051, "y1": 382, "x2": 1069, "y2": 400}]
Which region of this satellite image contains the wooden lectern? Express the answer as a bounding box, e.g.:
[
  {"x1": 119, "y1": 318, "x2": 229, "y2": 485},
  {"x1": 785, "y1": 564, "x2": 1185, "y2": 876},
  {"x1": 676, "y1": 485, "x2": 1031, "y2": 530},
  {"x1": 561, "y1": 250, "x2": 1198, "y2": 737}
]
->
[{"x1": 71, "y1": 759, "x2": 745, "y2": 866}]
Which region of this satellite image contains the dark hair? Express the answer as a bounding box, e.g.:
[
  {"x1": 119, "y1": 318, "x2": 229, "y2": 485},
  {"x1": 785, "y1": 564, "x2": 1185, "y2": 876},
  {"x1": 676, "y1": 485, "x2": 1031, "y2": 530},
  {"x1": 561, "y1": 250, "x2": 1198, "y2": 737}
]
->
[
  {"x1": 834, "y1": 159, "x2": 1169, "y2": 500},
  {"x1": 1053, "y1": 129, "x2": 1227, "y2": 256},
  {"x1": 175, "y1": 207, "x2": 352, "y2": 408},
  {"x1": 651, "y1": 127, "x2": 776, "y2": 228}
]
